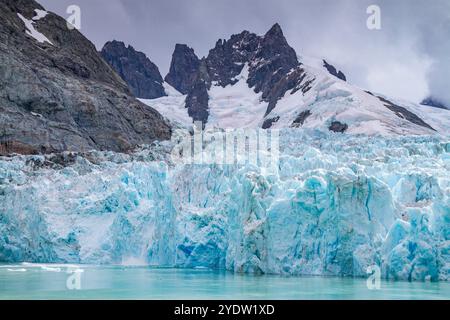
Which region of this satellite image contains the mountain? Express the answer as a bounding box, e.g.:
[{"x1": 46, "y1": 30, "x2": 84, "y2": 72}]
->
[
  {"x1": 0, "y1": 0, "x2": 171, "y2": 155},
  {"x1": 101, "y1": 41, "x2": 166, "y2": 99},
  {"x1": 140, "y1": 24, "x2": 449, "y2": 135}
]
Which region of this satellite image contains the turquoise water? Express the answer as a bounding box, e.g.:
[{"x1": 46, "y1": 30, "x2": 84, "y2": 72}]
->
[{"x1": 0, "y1": 264, "x2": 448, "y2": 300}]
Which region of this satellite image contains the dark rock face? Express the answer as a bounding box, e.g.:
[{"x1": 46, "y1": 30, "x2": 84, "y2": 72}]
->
[
  {"x1": 262, "y1": 116, "x2": 280, "y2": 129},
  {"x1": 165, "y1": 44, "x2": 200, "y2": 94},
  {"x1": 377, "y1": 96, "x2": 435, "y2": 131},
  {"x1": 0, "y1": 0, "x2": 171, "y2": 155},
  {"x1": 292, "y1": 110, "x2": 311, "y2": 127},
  {"x1": 421, "y1": 97, "x2": 448, "y2": 110},
  {"x1": 185, "y1": 61, "x2": 210, "y2": 124},
  {"x1": 329, "y1": 121, "x2": 348, "y2": 133},
  {"x1": 323, "y1": 60, "x2": 346, "y2": 81},
  {"x1": 101, "y1": 40, "x2": 166, "y2": 99},
  {"x1": 206, "y1": 32, "x2": 260, "y2": 87},
  {"x1": 264, "y1": 66, "x2": 307, "y2": 116}
]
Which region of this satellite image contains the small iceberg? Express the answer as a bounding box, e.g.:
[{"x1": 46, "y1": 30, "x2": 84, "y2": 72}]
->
[{"x1": 7, "y1": 268, "x2": 27, "y2": 272}]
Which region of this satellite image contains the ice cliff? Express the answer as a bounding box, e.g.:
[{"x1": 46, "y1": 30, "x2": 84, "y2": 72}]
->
[{"x1": 0, "y1": 130, "x2": 448, "y2": 281}]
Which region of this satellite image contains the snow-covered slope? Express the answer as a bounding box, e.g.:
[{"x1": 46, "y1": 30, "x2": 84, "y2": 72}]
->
[
  {"x1": 264, "y1": 62, "x2": 448, "y2": 135},
  {"x1": 143, "y1": 59, "x2": 450, "y2": 135},
  {"x1": 139, "y1": 83, "x2": 190, "y2": 128}
]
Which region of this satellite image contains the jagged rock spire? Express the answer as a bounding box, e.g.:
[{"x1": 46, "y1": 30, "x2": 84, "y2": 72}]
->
[
  {"x1": 101, "y1": 40, "x2": 166, "y2": 99},
  {"x1": 165, "y1": 44, "x2": 201, "y2": 94},
  {"x1": 264, "y1": 23, "x2": 284, "y2": 39}
]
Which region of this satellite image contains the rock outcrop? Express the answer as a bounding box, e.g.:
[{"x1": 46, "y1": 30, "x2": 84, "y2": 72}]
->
[
  {"x1": 0, "y1": 0, "x2": 171, "y2": 155},
  {"x1": 323, "y1": 60, "x2": 346, "y2": 81},
  {"x1": 421, "y1": 97, "x2": 448, "y2": 110},
  {"x1": 378, "y1": 96, "x2": 435, "y2": 131},
  {"x1": 100, "y1": 40, "x2": 166, "y2": 99},
  {"x1": 164, "y1": 44, "x2": 200, "y2": 95}
]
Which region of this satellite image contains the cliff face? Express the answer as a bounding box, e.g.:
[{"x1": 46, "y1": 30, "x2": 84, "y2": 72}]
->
[
  {"x1": 0, "y1": 0, "x2": 171, "y2": 155},
  {"x1": 101, "y1": 41, "x2": 166, "y2": 99},
  {"x1": 164, "y1": 44, "x2": 200, "y2": 95}
]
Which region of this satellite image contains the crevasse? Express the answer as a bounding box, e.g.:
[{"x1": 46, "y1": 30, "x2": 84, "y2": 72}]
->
[{"x1": 0, "y1": 130, "x2": 448, "y2": 281}]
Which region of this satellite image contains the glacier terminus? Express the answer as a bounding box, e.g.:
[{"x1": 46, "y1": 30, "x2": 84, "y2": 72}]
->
[{"x1": 0, "y1": 130, "x2": 448, "y2": 282}]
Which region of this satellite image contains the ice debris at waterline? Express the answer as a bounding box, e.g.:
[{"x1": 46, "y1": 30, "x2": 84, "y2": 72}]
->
[{"x1": 0, "y1": 130, "x2": 449, "y2": 281}]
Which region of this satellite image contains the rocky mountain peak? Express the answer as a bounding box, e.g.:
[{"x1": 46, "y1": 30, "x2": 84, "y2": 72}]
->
[
  {"x1": 263, "y1": 23, "x2": 284, "y2": 41},
  {"x1": 249, "y1": 24, "x2": 299, "y2": 100},
  {"x1": 258, "y1": 23, "x2": 296, "y2": 60},
  {"x1": 165, "y1": 43, "x2": 200, "y2": 94},
  {"x1": 101, "y1": 41, "x2": 166, "y2": 99}
]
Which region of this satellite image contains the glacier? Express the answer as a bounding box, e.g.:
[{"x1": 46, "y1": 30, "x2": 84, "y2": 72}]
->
[{"x1": 0, "y1": 130, "x2": 449, "y2": 281}]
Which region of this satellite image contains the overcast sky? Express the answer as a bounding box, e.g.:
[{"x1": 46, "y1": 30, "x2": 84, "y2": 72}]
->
[{"x1": 38, "y1": 0, "x2": 450, "y2": 105}]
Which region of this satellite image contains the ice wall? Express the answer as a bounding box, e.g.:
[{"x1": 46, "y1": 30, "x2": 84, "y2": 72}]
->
[{"x1": 0, "y1": 131, "x2": 448, "y2": 281}]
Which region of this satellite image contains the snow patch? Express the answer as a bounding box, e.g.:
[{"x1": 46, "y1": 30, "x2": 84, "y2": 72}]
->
[
  {"x1": 17, "y1": 13, "x2": 53, "y2": 45},
  {"x1": 163, "y1": 82, "x2": 183, "y2": 97},
  {"x1": 32, "y1": 9, "x2": 49, "y2": 21},
  {"x1": 207, "y1": 64, "x2": 268, "y2": 129},
  {"x1": 139, "y1": 84, "x2": 191, "y2": 128}
]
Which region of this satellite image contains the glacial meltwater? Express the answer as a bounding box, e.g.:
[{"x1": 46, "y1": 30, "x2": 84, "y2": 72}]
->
[{"x1": 0, "y1": 264, "x2": 448, "y2": 300}]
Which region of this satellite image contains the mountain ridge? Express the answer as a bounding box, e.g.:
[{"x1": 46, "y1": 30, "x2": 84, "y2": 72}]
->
[{"x1": 135, "y1": 23, "x2": 449, "y2": 135}]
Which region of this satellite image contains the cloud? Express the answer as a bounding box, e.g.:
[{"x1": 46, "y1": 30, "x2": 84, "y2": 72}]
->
[{"x1": 412, "y1": 1, "x2": 450, "y2": 105}]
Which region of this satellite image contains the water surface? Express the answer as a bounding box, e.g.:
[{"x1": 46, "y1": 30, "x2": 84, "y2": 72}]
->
[{"x1": 0, "y1": 264, "x2": 448, "y2": 300}]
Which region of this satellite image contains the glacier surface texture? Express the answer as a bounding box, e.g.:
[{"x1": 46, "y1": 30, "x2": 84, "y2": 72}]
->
[{"x1": 0, "y1": 131, "x2": 449, "y2": 281}]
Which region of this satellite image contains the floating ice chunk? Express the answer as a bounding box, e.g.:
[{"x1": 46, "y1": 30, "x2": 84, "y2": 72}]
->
[
  {"x1": 7, "y1": 268, "x2": 27, "y2": 272},
  {"x1": 41, "y1": 266, "x2": 62, "y2": 272}
]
